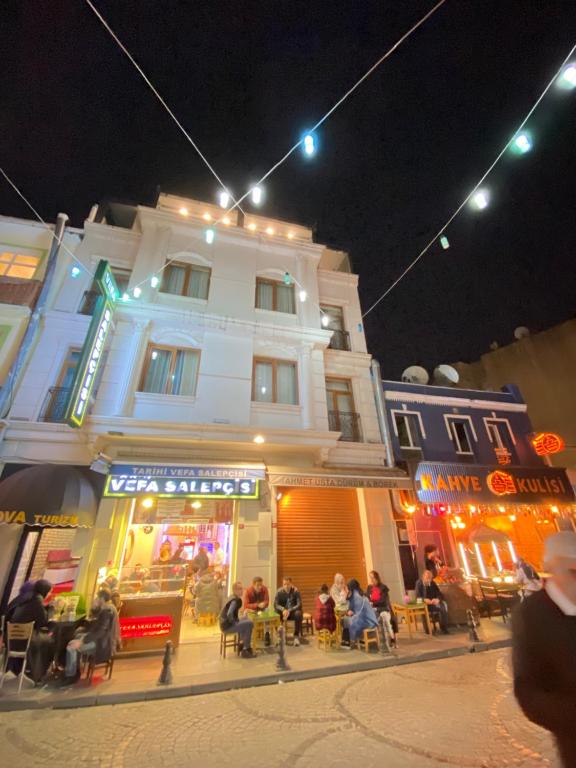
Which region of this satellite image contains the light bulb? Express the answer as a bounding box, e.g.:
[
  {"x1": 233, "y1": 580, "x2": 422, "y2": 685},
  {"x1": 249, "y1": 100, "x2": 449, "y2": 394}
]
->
[
  {"x1": 253, "y1": 434, "x2": 265, "y2": 444},
  {"x1": 299, "y1": 290, "x2": 307, "y2": 302},
  {"x1": 440, "y1": 235, "x2": 450, "y2": 250},
  {"x1": 202, "y1": 212, "x2": 212, "y2": 222},
  {"x1": 558, "y1": 64, "x2": 576, "y2": 89},
  {"x1": 247, "y1": 222, "x2": 257, "y2": 231},
  {"x1": 191, "y1": 501, "x2": 202, "y2": 509},
  {"x1": 251, "y1": 186, "x2": 263, "y2": 206},
  {"x1": 218, "y1": 190, "x2": 230, "y2": 208},
  {"x1": 222, "y1": 217, "x2": 231, "y2": 226},
  {"x1": 141, "y1": 497, "x2": 154, "y2": 509},
  {"x1": 470, "y1": 189, "x2": 490, "y2": 210},
  {"x1": 205, "y1": 228, "x2": 215, "y2": 245},
  {"x1": 121, "y1": 292, "x2": 130, "y2": 302},
  {"x1": 287, "y1": 232, "x2": 294, "y2": 239},
  {"x1": 133, "y1": 286, "x2": 142, "y2": 298},
  {"x1": 70, "y1": 265, "x2": 81, "y2": 278},
  {"x1": 303, "y1": 133, "x2": 316, "y2": 156},
  {"x1": 321, "y1": 314, "x2": 330, "y2": 327},
  {"x1": 179, "y1": 207, "x2": 189, "y2": 217},
  {"x1": 150, "y1": 275, "x2": 159, "y2": 288},
  {"x1": 265, "y1": 226, "x2": 274, "y2": 235},
  {"x1": 512, "y1": 132, "x2": 532, "y2": 154}
]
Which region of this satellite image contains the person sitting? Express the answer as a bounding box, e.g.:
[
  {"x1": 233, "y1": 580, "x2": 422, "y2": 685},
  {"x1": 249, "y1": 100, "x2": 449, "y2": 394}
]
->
[
  {"x1": 274, "y1": 577, "x2": 305, "y2": 646},
  {"x1": 244, "y1": 577, "x2": 270, "y2": 612},
  {"x1": 343, "y1": 579, "x2": 378, "y2": 648},
  {"x1": 515, "y1": 557, "x2": 542, "y2": 598},
  {"x1": 192, "y1": 546, "x2": 210, "y2": 575},
  {"x1": 366, "y1": 570, "x2": 398, "y2": 647},
  {"x1": 140, "y1": 576, "x2": 161, "y2": 593},
  {"x1": 4, "y1": 579, "x2": 54, "y2": 683},
  {"x1": 415, "y1": 570, "x2": 449, "y2": 634},
  {"x1": 219, "y1": 581, "x2": 255, "y2": 658},
  {"x1": 195, "y1": 571, "x2": 220, "y2": 618},
  {"x1": 63, "y1": 588, "x2": 121, "y2": 684},
  {"x1": 330, "y1": 573, "x2": 350, "y2": 613},
  {"x1": 314, "y1": 584, "x2": 336, "y2": 634}
]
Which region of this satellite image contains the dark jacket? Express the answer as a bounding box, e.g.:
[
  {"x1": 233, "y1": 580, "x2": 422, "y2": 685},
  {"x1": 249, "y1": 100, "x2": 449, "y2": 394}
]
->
[
  {"x1": 6, "y1": 591, "x2": 49, "y2": 630},
  {"x1": 244, "y1": 585, "x2": 270, "y2": 611},
  {"x1": 274, "y1": 587, "x2": 302, "y2": 614},
  {"x1": 366, "y1": 583, "x2": 392, "y2": 613},
  {"x1": 415, "y1": 579, "x2": 444, "y2": 602},
  {"x1": 84, "y1": 603, "x2": 120, "y2": 662},
  {"x1": 512, "y1": 588, "x2": 576, "y2": 767},
  {"x1": 219, "y1": 595, "x2": 243, "y2": 631},
  {"x1": 314, "y1": 594, "x2": 336, "y2": 633}
]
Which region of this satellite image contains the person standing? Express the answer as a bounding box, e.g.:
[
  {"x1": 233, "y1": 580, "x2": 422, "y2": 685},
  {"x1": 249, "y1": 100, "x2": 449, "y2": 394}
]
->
[
  {"x1": 366, "y1": 570, "x2": 398, "y2": 647},
  {"x1": 415, "y1": 570, "x2": 449, "y2": 634},
  {"x1": 423, "y1": 545, "x2": 444, "y2": 578},
  {"x1": 274, "y1": 577, "x2": 304, "y2": 646},
  {"x1": 219, "y1": 581, "x2": 255, "y2": 658},
  {"x1": 512, "y1": 532, "x2": 576, "y2": 767}
]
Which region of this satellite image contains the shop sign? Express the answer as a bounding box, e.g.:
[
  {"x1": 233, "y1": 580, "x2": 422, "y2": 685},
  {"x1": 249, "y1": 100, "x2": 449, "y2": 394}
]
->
[
  {"x1": 120, "y1": 615, "x2": 173, "y2": 639},
  {"x1": 0, "y1": 510, "x2": 80, "y2": 526},
  {"x1": 65, "y1": 260, "x2": 119, "y2": 428},
  {"x1": 110, "y1": 464, "x2": 265, "y2": 480},
  {"x1": 531, "y1": 432, "x2": 565, "y2": 456},
  {"x1": 414, "y1": 462, "x2": 575, "y2": 504},
  {"x1": 105, "y1": 472, "x2": 259, "y2": 499},
  {"x1": 268, "y1": 473, "x2": 411, "y2": 489}
]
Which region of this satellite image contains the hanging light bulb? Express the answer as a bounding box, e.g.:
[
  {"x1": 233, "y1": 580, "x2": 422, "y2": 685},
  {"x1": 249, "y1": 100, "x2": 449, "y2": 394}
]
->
[
  {"x1": 511, "y1": 131, "x2": 533, "y2": 155},
  {"x1": 299, "y1": 289, "x2": 307, "y2": 302},
  {"x1": 251, "y1": 186, "x2": 263, "y2": 206},
  {"x1": 283, "y1": 272, "x2": 292, "y2": 285},
  {"x1": 440, "y1": 235, "x2": 450, "y2": 250},
  {"x1": 205, "y1": 228, "x2": 215, "y2": 245},
  {"x1": 321, "y1": 314, "x2": 330, "y2": 327},
  {"x1": 70, "y1": 265, "x2": 81, "y2": 278},
  {"x1": 557, "y1": 63, "x2": 576, "y2": 90},
  {"x1": 121, "y1": 292, "x2": 130, "y2": 302},
  {"x1": 303, "y1": 132, "x2": 316, "y2": 157},
  {"x1": 218, "y1": 190, "x2": 230, "y2": 208},
  {"x1": 133, "y1": 286, "x2": 142, "y2": 298},
  {"x1": 150, "y1": 275, "x2": 159, "y2": 288},
  {"x1": 470, "y1": 189, "x2": 490, "y2": 210}
]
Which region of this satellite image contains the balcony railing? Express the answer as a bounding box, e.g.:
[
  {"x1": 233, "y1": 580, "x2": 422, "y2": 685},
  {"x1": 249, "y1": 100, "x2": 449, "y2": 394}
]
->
[
  {"x1": 39, "y1": 387, "x2": 72, "y2": 423},
  {"x1": 328, "y1": 329, "x2": 351, "y2": 351},
  {"x1": 78, "y1": 290, "x2": 99, "y2": 316},
  {"x1": 328, "y1": 410, "x2": 362, "y2": 442}
]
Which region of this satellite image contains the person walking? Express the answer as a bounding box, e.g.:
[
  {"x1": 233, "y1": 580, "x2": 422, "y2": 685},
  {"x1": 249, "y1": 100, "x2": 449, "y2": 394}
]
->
[{"x1": 512, "y1": 532, "x2": 576, "y2": 767}]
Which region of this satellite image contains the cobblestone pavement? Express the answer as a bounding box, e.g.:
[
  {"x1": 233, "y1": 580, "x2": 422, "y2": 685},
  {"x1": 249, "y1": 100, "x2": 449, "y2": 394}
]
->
[{"x1": 0, "y1": 650, "x2": 558, "y2": 767}]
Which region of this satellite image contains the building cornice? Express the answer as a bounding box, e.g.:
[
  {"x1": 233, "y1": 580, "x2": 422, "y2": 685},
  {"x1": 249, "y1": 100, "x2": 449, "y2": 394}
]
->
[{"x1": 383, "y1": 389, "x2": 527, "y2": 412}]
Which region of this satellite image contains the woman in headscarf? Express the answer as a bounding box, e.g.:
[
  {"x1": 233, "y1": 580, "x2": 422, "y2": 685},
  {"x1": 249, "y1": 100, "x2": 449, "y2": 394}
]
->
[
  {"x1": 344, "y1": 579, "x2": 378, "y2": 646},
  {"x1": 4, "y1": 579, "x2": 54, "y2": 682},
  {"x1": 330, "y1": 573, "x2": 349, "y2": 612}
]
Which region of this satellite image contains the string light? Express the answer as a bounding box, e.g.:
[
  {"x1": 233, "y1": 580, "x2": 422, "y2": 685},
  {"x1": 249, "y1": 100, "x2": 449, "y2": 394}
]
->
[
  {"x1": 470, "y1": 189, "x2": 490, "y2": 210},
  {"x1": 299, "y1": 289, "x2": 307, "y2": 302},
  {"x1": 150, "y1": 275, "x2": 160, "y2": 288},
  {"x1": 303, "y1": 132, "x2": 316, "y2": 157},
  {"x1": 247, "y1": 222, "x2": 257, "y2": 231},
  {"x1": 218, "y1": 190, "x2": 230, "y2": 208},
  {"x1": 121, "y1": 292, "x2": 130, "y2": 302},
  {"x1": 558, "y1": 63, "x2": 576, "y2": 89},
  {"x1": 266, "y1": 226, "x2": 275, "y2": 236},
  {"x1": 251, "y1": 186, "x2": 263, "y2": 206},
  {"x1": 71, "y1": 266, "x2": 81, "y2": 278},
  {"x1": 321, "y1": 314, "x2": 330, "y2": 327},
  {"x1": 202, "y1": 212, "x2": 212, "y2": 221},
  {"x1": 439, "y1": 235, "x2": 450, "y2": 250},
  {"x1": 253, "y1": 434, "x2": 265, "y2": 444},
  {"x1": 133, "y1": 286, "x2": 142, "y2": 298},
  {"x1": 511, "y1": 131, "x2": 533, "y2": 154},
  {"x1": 222, "y1": 216, "x2": 231, "y2": 226},
  {"x1": 179, "y1": 207, "x2": 189, "y2": 217},
  {"x1": 205, "y1": 228, "x2": 215, "y2": 244}
]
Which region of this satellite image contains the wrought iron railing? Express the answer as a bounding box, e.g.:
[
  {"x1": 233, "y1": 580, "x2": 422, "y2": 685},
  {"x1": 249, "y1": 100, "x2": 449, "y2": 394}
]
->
[
  {"x1": 39, "y1": 386, "x2": 72, "y2": 423},
  {"x1": 328, "y1": 329, "x2": 351, "y2": 351},
  {"x1": 328, "y1": 410, "x2": 362, "y2": 442}
]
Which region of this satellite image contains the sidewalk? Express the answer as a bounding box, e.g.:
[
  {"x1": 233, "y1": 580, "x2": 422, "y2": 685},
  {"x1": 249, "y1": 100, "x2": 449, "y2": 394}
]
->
[{"x1": 0, "y1": 620, "x2": 511, "y2": 711}]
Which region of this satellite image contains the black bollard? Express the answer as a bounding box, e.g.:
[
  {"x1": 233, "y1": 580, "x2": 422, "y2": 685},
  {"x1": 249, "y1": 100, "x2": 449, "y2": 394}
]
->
[
  {"x1": 276, "y1": 626, "x2": 290, "y2": 672},
  {"x1": 158, "y1": 640, "x2": 173, "y2": 685},
  {"x1": 467, "y1": 609, "x2": 481, "y2": 644}
]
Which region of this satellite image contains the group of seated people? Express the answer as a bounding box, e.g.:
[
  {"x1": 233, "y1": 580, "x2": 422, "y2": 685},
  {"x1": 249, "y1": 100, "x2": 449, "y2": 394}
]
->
[{"x1": 1, "y1": 578, "x2": 121, "y2": 687}]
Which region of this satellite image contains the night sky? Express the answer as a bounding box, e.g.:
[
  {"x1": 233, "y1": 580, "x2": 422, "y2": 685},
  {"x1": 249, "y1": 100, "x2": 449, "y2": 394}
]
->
[{"x1": 2, "y1": 1, "x2": 575, "y2": 378}]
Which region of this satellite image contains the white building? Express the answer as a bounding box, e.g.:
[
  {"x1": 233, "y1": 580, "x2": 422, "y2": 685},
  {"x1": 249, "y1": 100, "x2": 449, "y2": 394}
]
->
[{"x1": 0, "y1": 195, "x2": 410, "y2": 648}]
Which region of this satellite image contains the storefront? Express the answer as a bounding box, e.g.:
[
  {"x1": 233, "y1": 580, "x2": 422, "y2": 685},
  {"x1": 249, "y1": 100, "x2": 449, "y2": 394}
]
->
[
  {"x1": 398, "y1": 462, "x2": 575, "y2": 582},
  {"x1": 96, "y1": 462, "x2": 266, "y2": 652},
  {"x1": 0, "y1": 463, "x2": 102, "y2": 610}
]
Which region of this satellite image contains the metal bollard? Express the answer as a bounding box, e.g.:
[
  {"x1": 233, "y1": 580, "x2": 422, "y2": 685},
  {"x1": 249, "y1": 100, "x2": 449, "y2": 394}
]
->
[
  {"x1": 467, "y1": 609, "x2": 481, "y2": 645},
  {"x1": 276, "y1": 626, "x2": 290, "y2": 671},
  {"x1": 158, "y1": 640, "x2": 173, "y2": 685}
]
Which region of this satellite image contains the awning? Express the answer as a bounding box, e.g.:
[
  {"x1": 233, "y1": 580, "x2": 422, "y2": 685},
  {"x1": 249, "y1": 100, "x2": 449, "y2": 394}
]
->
[{"x1": 0, "y1": 464, "x2": 100, "y2": 527}]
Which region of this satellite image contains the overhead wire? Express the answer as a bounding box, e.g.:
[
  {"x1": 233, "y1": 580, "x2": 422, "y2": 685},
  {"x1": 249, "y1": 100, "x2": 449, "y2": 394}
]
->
[{"x1": 361, "y1": 41, "x2": 576, "y2": 318}]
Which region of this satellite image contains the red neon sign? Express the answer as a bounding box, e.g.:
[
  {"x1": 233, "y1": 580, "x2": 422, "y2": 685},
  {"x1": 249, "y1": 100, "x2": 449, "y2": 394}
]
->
[
  {"x1": 486, "y1": 470, "x2": 516, "y2": 496},
  {"x1": 531, "y1": 433, "x2": 565, "y2": 456},
  {"x1": 120, "y1": 615, "x2": 173, "y2": 639}
]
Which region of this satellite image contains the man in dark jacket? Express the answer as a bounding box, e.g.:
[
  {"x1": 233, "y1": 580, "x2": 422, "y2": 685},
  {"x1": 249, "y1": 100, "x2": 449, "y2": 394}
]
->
[
  {"x1": 274, "y1": 577, "x2": 304, "y2": 645},
  {"x1": 219, "y1": 581, "x2": 255, "y2": 658},
  {"x1": 63, "y1": 588, "x2": 120, "y2": 683},
  {"x1": 512, "y1": 532, "x2": 576, "y2": 767},
  {"x1": 415, "y1": 570, "x2": 449, "y2": 633}
]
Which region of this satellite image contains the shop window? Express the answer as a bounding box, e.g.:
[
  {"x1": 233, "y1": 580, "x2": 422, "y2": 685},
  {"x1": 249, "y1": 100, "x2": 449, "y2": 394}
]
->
[
  {"x1": 447, "y1": 417, "x2": 474, "y2": 455},
  {"x1": 255, "y1": 278, "x2": 295, "y2": 314},
  {"x1": 161, "y1": 262, "x2": 211, "y2": 300},
  {"x1": 394, "y1": 412, "x2": 423, "y2": 449},
  {"x1": 253, "y1": 358, "x2": 298, "y2": 404},
  {"x1": 140, "y1": 345, "x2": 200, "y2": 396},
  {"x1": 0, "y1": 248, "x2": 42, "y2": 279}
]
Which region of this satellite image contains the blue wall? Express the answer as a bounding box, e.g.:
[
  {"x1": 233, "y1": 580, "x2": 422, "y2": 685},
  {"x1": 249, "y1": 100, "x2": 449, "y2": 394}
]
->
[{"x1": 382, "y1": 380, "x2": 544, "y2": 468}]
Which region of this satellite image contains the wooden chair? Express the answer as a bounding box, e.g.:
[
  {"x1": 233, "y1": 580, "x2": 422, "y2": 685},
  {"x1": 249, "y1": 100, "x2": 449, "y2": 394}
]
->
[
  {"x1": 316, "y1": 629, "x2": 333, "y2": 650},
  {"x1": 84, "y1": 654, "x2": 114, "y2": 682},
  {"x1": 220, "y1": 632, "x2": 239, "y2": 658},
  {"x1": 0, "y1": 621, "x2": 35, "y2": 694},
  {"x1": 302, "y1": 613, "x2": 314, "y2": 636},
  {"x1": 359, "y1": 627, "x2": 379, "y2": 653}
]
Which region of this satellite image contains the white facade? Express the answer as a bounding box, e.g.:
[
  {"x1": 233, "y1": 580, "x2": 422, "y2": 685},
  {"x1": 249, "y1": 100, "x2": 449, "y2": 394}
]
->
[{"x1": 0, "y1": 195, "x2": 408, "y2": 603}]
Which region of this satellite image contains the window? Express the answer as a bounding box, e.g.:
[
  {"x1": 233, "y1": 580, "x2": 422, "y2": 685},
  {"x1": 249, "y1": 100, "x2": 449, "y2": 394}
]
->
[
  {"x1": 255, "y1": 278, "x2": 295, "y2": 314},
  {"x1": 326, "y1": 378, "x2": 361, "y2": 441},
  {"x1": 40, "y1": 347, "x2": 81, "y2": 422},
  {"x1": 140, "y1": 345, "x2": 200, "y2": 396},
  {"x1": 485, "y1": 418, "x2": 516, "y2": 463},
  {"x1": 161, "y1": 262, "x2": 211, "y2": 300},
  {"x1": 447, "y1": 418, "x2": 474, "y2": 455},
  {"x1": 394, "y1": 413, "x2": 422, "y2": 449},
  {"x1": 79, "y1": 268, "x2": 131, "y2": 315},
  {"x1": 0, "y1": 250, "x2": 41, "y2": 279},
  {"x1": 57, "y1": 348, "x2": 81, "y2": 389},
  {"x1": 253, "y1": 358, "x2": 298, "y2": 404},
  {"x1": 320, "y1": 305, "x2": 351, "y2": 351}
]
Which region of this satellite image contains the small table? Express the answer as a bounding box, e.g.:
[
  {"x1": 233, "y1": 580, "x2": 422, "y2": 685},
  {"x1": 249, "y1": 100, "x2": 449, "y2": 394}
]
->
[
  {"x1": 392, "y1": 603, "x2": 431, "y2": 637},
  {"x1": 248, "y1": 609, "x2": 281, "y2": 648}
]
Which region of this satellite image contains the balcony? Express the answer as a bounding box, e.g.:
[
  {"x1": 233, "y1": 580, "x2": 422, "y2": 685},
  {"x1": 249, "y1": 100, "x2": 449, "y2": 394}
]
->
[
  {"x1": 39, "y1": 387, "x2": 72, "y2": 423},
  {"x1": 328, "y1": 329, "x2": 351, "y2": 352},
  {"x1": 0, "y1": 276, "x2": 42, "y2": 309},
  {"x1": 328, "y1": 410, "x2": 362, "y2": 442},
  {"x1": 78, "y1": 290, "x2": 99, "y2": 316}
]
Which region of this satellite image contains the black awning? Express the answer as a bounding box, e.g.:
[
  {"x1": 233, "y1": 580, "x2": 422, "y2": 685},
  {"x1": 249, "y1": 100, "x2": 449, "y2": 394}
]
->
[{"x1": 0, "y1": 464, "x2": 101, "y2": 527}]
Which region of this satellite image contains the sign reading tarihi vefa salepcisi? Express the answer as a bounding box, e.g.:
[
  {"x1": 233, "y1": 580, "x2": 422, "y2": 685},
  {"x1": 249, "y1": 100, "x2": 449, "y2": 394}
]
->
[{"x1": 65, "y1": 260, "x2": 119, "y2": 428}]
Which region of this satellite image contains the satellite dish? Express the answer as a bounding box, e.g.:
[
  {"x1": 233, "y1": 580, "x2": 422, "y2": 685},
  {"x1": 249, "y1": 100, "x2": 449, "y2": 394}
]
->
[
  {"x1": 433, "y1": 364, "x2": 460, "y2": 386},
  {"x1": 514, "y1": 326, "x2": 530, "y2": 340},
  {"x1": 489, "y1": 341, "x2": 499, "y2": 351},
  {"x1": 401, "y1": 365, "x2": 430, "y2": 385}
]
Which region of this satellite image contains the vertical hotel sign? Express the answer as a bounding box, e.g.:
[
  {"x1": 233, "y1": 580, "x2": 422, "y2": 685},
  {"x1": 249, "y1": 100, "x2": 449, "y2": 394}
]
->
[{"x1": 65, "y1": 260, "x2": 119, "y2": 428}]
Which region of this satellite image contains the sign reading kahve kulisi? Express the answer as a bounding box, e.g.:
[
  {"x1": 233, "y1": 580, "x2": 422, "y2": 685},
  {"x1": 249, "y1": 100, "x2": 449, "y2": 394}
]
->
[
  {"x1": 66, "y1": 260, "x2": 119, "y2": 428},
  {"x1": 103, "y1": 464, "x2": 265, "y2": 499}
]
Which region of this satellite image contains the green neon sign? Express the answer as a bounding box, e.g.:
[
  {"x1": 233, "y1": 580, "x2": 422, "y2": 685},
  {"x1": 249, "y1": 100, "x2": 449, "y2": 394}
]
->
[{"x1": 65, "y1": 260, "x2": 119, "y2": 428}]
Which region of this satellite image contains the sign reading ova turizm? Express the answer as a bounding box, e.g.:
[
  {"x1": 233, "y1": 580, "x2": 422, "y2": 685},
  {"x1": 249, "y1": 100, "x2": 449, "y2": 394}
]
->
[
  {"x1": 104, "y1": 464, "x2": 265, "y2": 499},
  {"x1": 66, "y1": 260, "x2": 119, "y2": 428}
]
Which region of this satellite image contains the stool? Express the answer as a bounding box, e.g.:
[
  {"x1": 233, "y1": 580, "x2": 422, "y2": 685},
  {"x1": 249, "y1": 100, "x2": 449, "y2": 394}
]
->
[
  {"x1": 198, "y1": 613, "x2": 217, "y2": 626},
  {"x1": 302, "y1": 613, "x2": 314, "y2": 636},
  {"x1": 220, "y1": 632, "x2": 239, "y2": 658},
  {"x1": 316, "y1": 629, "x2": 333, "y2": 650},
  {"x1": 359, "y1": 628, "x2": 379, "y2": 653}
]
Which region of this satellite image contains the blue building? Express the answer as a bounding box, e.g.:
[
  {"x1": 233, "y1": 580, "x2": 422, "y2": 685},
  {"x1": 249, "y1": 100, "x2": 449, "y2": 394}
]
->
[{"x1": 380, "y1": 379, "x2": 574, "y2": 589}]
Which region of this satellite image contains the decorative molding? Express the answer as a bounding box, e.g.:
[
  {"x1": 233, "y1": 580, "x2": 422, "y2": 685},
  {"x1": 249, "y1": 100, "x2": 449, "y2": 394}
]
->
[{"x1": 383, "y1": 389, "x2": 527, "y2": 412}]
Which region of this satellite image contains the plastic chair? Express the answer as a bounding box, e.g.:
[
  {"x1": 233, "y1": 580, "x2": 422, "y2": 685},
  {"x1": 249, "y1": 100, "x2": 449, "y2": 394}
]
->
[{"x1": 0, "y1": 621, "x2": 35, "y2": 693}]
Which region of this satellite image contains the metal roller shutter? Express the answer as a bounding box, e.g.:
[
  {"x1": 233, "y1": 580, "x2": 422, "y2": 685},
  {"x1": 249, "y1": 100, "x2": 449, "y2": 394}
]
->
[{"x1": 276, "y1": 487, "x2": 367, "y2": 612}]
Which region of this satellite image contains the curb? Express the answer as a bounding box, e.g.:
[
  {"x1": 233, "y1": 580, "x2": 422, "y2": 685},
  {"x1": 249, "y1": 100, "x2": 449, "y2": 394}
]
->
[{"x1": 0, "y1": 637, "x2": 511, "y2": 712}]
